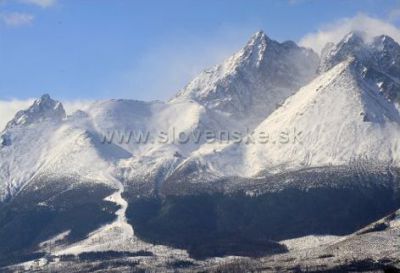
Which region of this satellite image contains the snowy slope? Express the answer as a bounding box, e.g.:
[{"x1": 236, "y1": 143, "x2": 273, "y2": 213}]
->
[
  {"x1": 0, "y1": 95, "x2": 68, "y2": 200},
  {"x1": 186, "y1": 59, "x2": 400, "y2": 177},
  {"x1": 0, "y1": 96, "x2": 229, "y2": 199},
  {"x1": 244, "y1": 58, "x2": 400, "y2": 174},
  {"x1": 114, "y1": 99, "x2": 244, "y2": 189}
]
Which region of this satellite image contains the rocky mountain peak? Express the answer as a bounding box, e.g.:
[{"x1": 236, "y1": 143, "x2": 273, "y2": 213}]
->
[
  {"x1": 241, "y1": 31, "x2": 269, "y2": 66},
  {"x1": 319, "y1": 31, "x2": 370, "y2": 72},
  {"x1": 318, "y1": 32, "x2": 400, "y2": 103},
  {"x1": 171, "y1": 30, "x2": 319, "y2": 128},
  {"x1": 5, "y1": 94, "x2": 66, "y2": 130}
]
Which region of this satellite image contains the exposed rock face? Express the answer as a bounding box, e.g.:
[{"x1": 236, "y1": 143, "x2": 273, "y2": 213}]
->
[{"x1": 319, "y1": 32, "x2": 400, "y2": 103}]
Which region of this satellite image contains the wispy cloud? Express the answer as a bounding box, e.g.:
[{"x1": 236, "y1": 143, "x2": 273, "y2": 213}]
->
[
  {"x1": 19, "y1": 0, "x2": 56, "y2": 8},
  {"x1": 0, "y1": 11, "x2": 34, "y2": 26},
  {"x1": 0, "y1": 0, "x2": 57, "y2": 27},
  {"x1": 63, "y1": 100, "x2": 93, "y2": 114},
  {"x1": 299, "y1": 13, "x2": 400, "y2": 54},
  {"x1": 0, "y1": 99, "x2": 33, "y2": 131}
]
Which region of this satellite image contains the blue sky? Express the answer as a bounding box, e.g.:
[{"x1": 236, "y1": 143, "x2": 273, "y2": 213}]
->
[{"x1": 1, "y1": 0, "x2": 400, "y2": 102}]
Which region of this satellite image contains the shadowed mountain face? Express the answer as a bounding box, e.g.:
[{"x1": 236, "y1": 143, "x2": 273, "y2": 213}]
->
[
  {"x1": 0, "y1": 178, "x2": 119, "y2": 267},
  {"x1": 125, "y1": 166, "x2": 400, "y2": 258}
]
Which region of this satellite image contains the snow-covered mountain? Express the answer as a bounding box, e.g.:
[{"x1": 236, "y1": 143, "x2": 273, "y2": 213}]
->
[
  {"x1": 176, "y1": 31, "x2": 400, "y2": 179},
  {"x1": 1, "y1": 30, "x2": 400, "y2": 271},
  {"x1": 3, "y1": 30, "x2": 400, "y2": 198}
]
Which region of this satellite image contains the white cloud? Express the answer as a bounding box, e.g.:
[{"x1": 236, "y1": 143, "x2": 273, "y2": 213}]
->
[
  {"x1": 0, "y1": 12, "x2": 34, "y2": 26},
  {"x1": 63, "y1": 100, "x2": 93, "y2": 114},
  {"x1": 299, "y1": 14, "x2": 400, "y2": 54},
  {"x1": 20, "y1": 0, "x2": 56, "y2": 8}
]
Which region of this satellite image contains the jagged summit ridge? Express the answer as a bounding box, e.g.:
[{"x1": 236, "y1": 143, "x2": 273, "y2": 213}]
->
[
  {"x1": 171, "y1": 30, "x2": 319, "y2": 128},
  {"x1": 319, "y1": 32, "x2": 369, "y2": 72},
  {"x1": 5, "y1": 94, "x2": 66, "y2": 130},
  {"x1": 319, "y1": 31, "x2": 400, "y2": 104},
  {"x1": 370, "y1": 34, "x2": 400, "y2": 76},
  {"x1": 240, "y1": 30, "x2": 269, "y2": 67}
]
